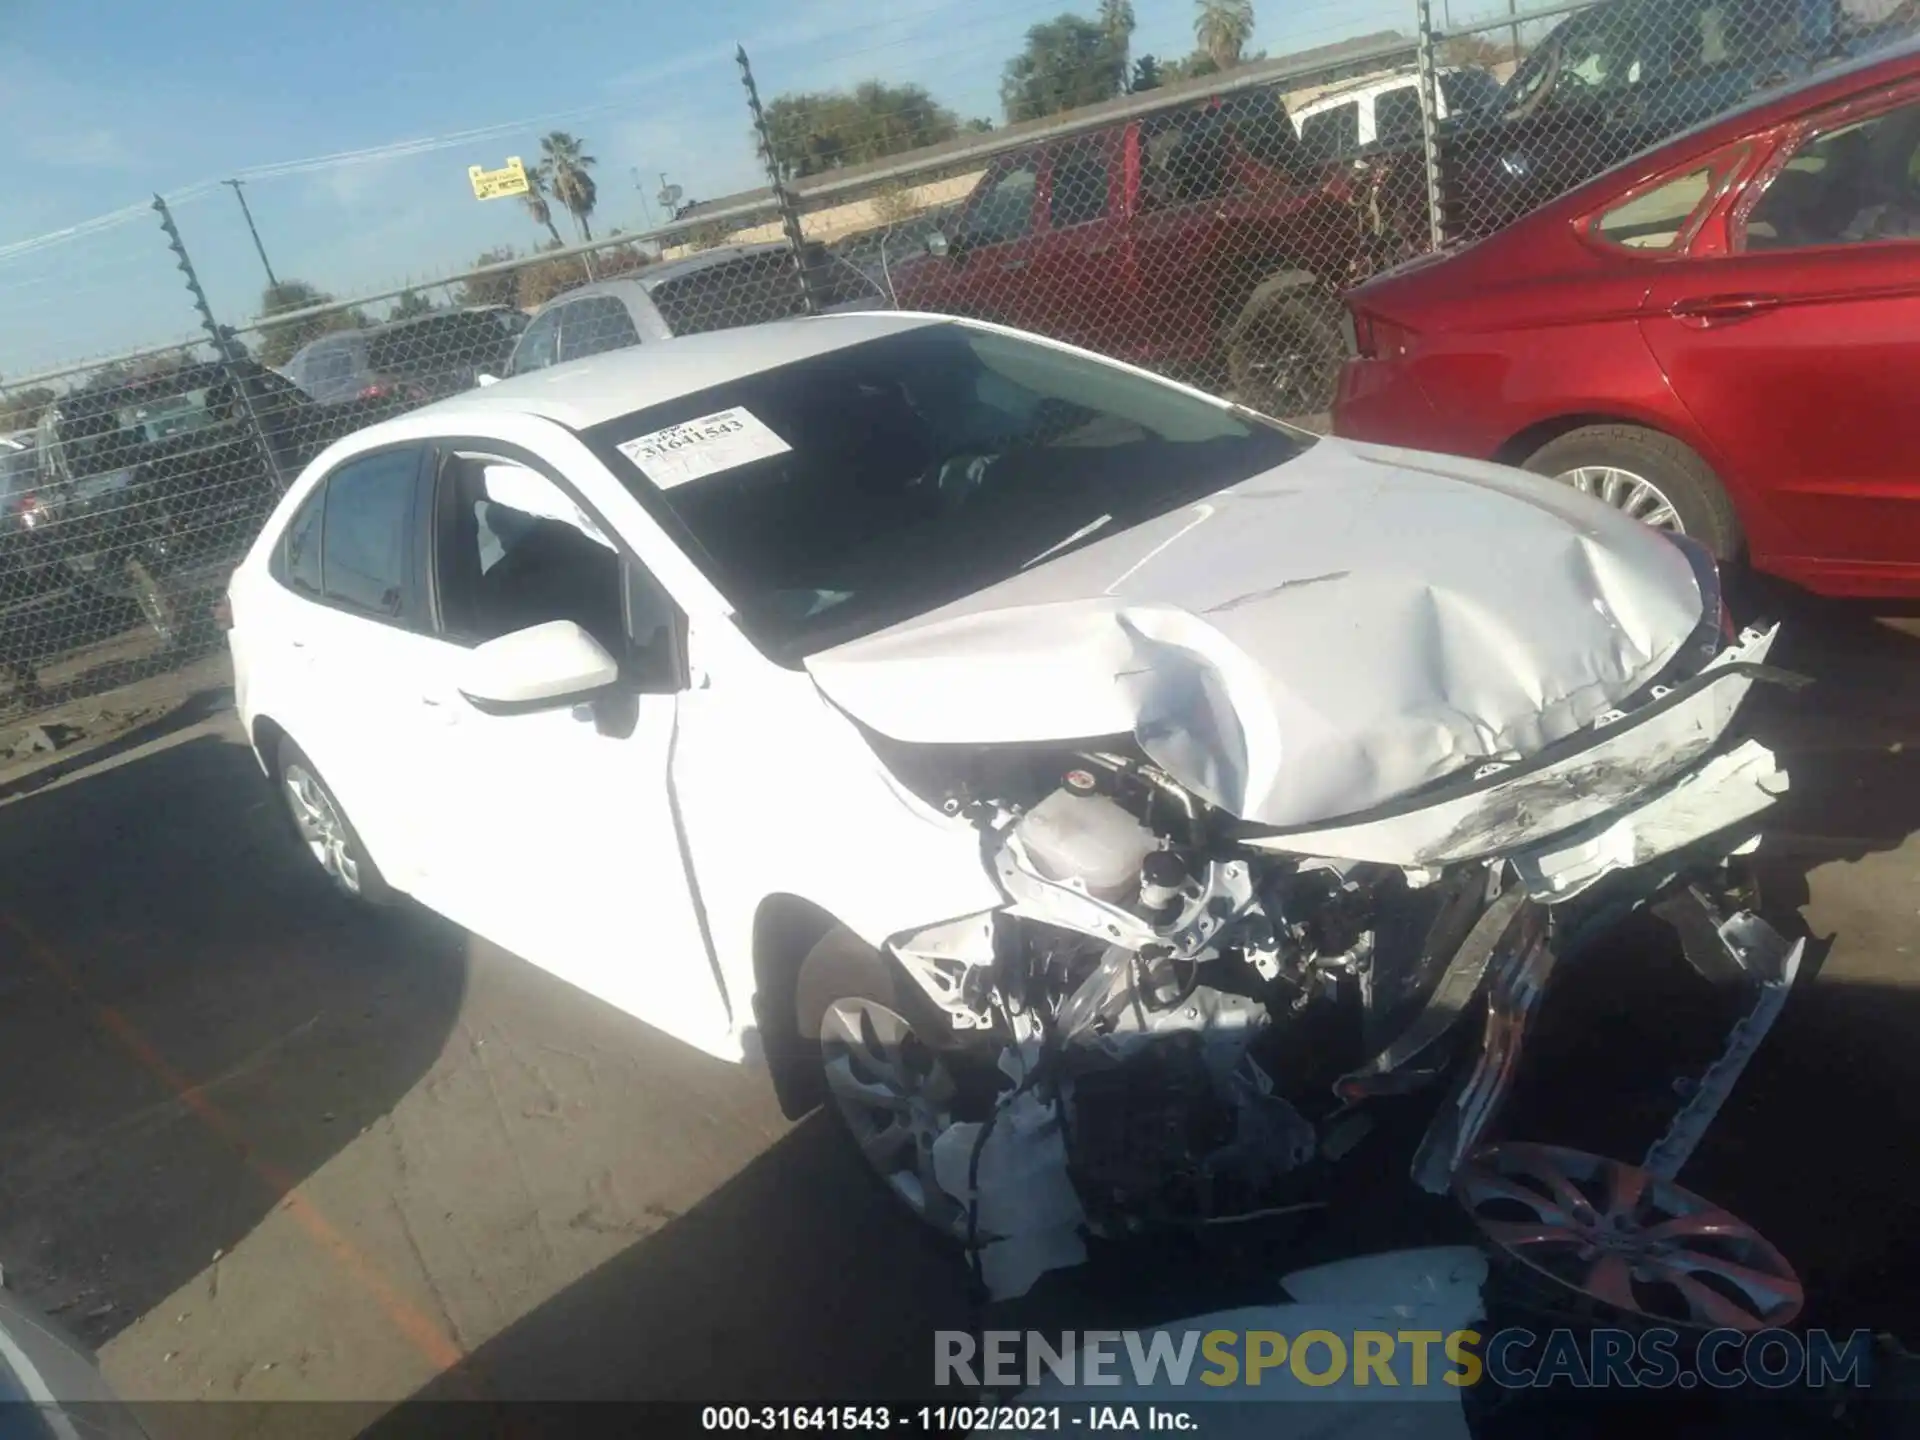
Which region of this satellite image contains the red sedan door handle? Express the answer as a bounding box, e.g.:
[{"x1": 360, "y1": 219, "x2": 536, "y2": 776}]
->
[{"x1": 1668, "y1": 293, "x2": 1782, "y2": 327}]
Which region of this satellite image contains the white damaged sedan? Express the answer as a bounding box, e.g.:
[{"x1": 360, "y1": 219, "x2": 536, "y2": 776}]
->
[{"x1": 227, "y1": 313, "x2": 1805, "y2": 1310}]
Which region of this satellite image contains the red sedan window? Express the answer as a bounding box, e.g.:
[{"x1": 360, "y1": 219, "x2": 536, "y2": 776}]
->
[
  {"x1": 1742, "y1": 100, "x2": 1920, "y2": 251},
  {"x1": 1583, "y1": 144, "x2": 1752, "y2": 256}
]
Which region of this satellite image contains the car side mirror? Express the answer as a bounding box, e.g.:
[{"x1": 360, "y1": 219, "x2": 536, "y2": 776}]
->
[
  {"x1": 924, "y1": 229, "x2": 953, "y2": 259},
  {"x1": 475, "y1": 372, "x2": 501, "y2": 387},
  {"x1": 457, "y1": 620, "x2": 619, "y2": 715}
]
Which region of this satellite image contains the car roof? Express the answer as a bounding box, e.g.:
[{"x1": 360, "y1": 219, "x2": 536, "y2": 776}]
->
[
  {"x1": 397, "y1": 310, "x2": 945, "y2": 432},
  {"x1": 530, "y1": 243, "x2": 806, "y2": 314}
]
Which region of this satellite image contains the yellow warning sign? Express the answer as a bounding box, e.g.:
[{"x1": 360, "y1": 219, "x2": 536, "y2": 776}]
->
[{"x1": 469, "y1": 157, "x2": 531, "y2": 201}]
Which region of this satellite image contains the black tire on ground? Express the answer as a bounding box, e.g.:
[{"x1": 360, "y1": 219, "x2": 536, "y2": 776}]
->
[
  {"x1": 272, "y1": 738, "x2": 396, "y2": 906},
  {"x1": 1226, "y1": 286, "x2": 1346, "y2": 421},
  {"x1": 1522, "y1": 423, "x2": 1744, "y2": 563}
]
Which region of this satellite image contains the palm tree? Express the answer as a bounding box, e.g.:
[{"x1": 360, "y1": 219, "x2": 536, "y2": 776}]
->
[
  {"x1": 540, "y1": 131, "x2": 599, "y2": 243},
  {"x1": 520, "y1": 167, "x2": 566, "y2": 248},
  {"x1": 1100, "y1": 0, "x2": 1136, "y2": 77},
  {"x1": 1194, "y1": 0, "x2": 1255, "y2": 72}
]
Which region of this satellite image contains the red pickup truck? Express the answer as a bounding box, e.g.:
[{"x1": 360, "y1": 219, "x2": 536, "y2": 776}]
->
[{"x1": 889, "y1": 90, "x2": 1377, "y2": 417}]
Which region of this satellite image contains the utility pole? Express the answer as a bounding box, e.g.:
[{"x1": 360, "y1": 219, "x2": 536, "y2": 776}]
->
[
  {"x1": 629, "y1": 167, "x2": 655, "y2": 230},
  {"x1": 221, "y1": 179, "x2": 279, "y2": 290},
  {"x1": 737, "y1": 44, "x2": 819, "y2": 315}
]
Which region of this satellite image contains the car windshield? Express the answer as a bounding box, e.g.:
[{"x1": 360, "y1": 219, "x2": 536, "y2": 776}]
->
[{"x1": 585, "y1": 322, "x2": 1312, "y2": 664}]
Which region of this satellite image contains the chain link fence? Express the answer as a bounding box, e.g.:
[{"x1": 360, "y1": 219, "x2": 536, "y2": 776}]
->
[{"x1": 1, "y1": 0, "x2": 1913, "y2": 735}]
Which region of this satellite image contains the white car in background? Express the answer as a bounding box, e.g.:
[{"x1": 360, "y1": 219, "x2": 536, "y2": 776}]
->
[
  {"x1": 224, "y1": 312, "x2": 1803, "y2": 1307},
  {"x1": 1292, "y1": 66, "x2": 1504, "y2": 159}
]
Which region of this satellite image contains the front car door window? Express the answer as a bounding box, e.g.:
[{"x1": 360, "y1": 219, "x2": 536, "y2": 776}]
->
[
  {"x1": 432, "y1": 450, "x2": 629, "y2": 661},
  {"x1": 960, "y1": 161, "x2": 1040, "y2": 246}
]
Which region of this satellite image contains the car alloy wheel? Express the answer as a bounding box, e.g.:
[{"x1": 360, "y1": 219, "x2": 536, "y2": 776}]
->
[
  {"x1": 1456, "y1": 1142, "x2": 1802, "y2": 1330},
  {"x1": 1556, "y1": 465, "x2": 1685, "y2": 534},
  {"x1": 819, "y1": 996, "x2": 968, "y2": 1237},
  {"x1": 283, "y1": 761, "x2": 362, "y2": 896}
]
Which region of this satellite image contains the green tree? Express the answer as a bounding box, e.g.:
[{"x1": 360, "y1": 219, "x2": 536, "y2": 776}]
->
[
  {"x1": 455, "y1": 247, "x2": 522, "y2": 308},
  {"x1": 540, "y1": 132, "x2": 599, "y2": 242},
  {"x1": 0, "y1": 384, "x2": 56, "y2": 432},
  {"x1": 1194, "y1": 0, "x2": 1256, "y2": 72},
  {"x1": 764, "y1": 82, "x2": 961, "y2": 180},
  {"x1": 254, "y1": 279, "x2": 366, "y2": 369},
  {"x1": 965, "y1": 116, "x2": 996, "y2": 132},
  {"x1": 1130, "y1": 54, "x2": 1163, "y2": 91},
  {"x1": 389, "y1": 289, "x2": 437, "y2": 321},
  {"x1": 520, "y1": 170, "x2": 566, "y2": 248},
  {"x1": 1001, "y1": 14, "x2": 1129, "y2": 123}
]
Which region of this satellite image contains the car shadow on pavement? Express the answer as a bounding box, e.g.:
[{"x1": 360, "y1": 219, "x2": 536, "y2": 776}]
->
[
  {"x1": 0, "y1": 731, "x2": 469, "y2": 1352},
  {"x1": 364, "y1": 1112, "x2": 975, "y2": 1420},
  {"x1": 0, "y1": 681, "x2": 233, "y2": 803}
]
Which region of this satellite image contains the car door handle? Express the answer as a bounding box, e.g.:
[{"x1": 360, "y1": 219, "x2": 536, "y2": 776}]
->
[
  {"x1": 998, "y1": 258, "x2": 1029, "y2": 271},
  {"x1": 1668, "y1": 294, "x2": 1782, "y2": 327},
  {"x1": 1085, "y1": 242, "x2": 1115, "y2": 255}
]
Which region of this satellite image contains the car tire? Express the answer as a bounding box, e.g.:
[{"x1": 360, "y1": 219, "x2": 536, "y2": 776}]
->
[
  {"x1": 795, "y1": 925, "x2": 972, "y2": 1238},
  {"x1": 1226, "y1": 286, "x2": 1346, "y2": 422},
  {"x1": 273, "y1": 739, "x2": 395, "y2": 907},
  {"x1": 1523, "y1": 425, "x2": 1743, "y2": 562}
]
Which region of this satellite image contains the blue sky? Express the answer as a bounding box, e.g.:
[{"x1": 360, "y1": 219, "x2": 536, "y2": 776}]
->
[{"x1": 0, "y1": 0, "x2": 1417, "y2": 379}]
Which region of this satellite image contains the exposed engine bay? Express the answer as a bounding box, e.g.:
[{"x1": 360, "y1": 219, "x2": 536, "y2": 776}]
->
[{"x1": 858, "y1": 631, "x2": 1806, "y2": 1300}]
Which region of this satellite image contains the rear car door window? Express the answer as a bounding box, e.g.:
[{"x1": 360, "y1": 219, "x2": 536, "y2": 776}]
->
[
  {"x1": 1140, "y1": 109, "x2": 1238, "y2": 209},
  {"x1": 280, "y1": 484, "x2": 325, "y2": 597},
  {"x1": 1374, "y1": 87, "x2": 1425, "y2": 143},
  {"x1": 558, "y1": 295, "x2": 643, "y2": 361},
  {"x1": 320, "y1": 448, "x2": 422, "y2": 619},
  {"x1": 1299, "y1": 103, "x2": 1360, "y2": 162},
  {"x1": 1048, "y1": 143, "x2": 1112, "y2": 229}
]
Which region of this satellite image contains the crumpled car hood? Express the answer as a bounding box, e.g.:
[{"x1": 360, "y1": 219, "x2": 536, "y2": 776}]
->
[{"x1": 804, "y1": 437, "x2": 1706, "y2": 828}]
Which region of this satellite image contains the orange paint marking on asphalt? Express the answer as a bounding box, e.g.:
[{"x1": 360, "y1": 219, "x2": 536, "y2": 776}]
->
[{"x1": 3, "y1": 912, "x2": 468, "y2": 1376}]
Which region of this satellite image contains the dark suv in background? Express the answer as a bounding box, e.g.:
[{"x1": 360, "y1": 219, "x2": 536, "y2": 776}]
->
[
  {"x1": 282, "y1": 307, "x2": 525, "y2": 407},
  {"x1": 1369, "y1": 0, "x2": 1916, "y2": 245},
  {"x1": 5, "y1": 360, "x2": 390, "y2": 677}
]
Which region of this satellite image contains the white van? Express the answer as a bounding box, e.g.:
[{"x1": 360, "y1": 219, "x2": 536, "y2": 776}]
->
[{"x1": 1292, "y1": 67, "x2": 1504, "y2": 158}]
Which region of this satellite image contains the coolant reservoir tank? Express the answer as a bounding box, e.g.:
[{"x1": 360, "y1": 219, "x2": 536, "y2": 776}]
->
[{"x1": 1013, "y1": 790, "x2": 1157, "y2": 902}]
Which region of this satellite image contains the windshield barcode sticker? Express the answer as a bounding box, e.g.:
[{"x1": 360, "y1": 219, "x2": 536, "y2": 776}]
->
[{"x1": 616, "y1": 406, "x2": 791, "y2": 488}]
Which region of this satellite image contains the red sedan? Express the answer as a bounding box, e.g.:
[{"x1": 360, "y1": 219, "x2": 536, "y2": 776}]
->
[{"x1": 1333, "y1": 40, "x2": 1920, "y2": 598}]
